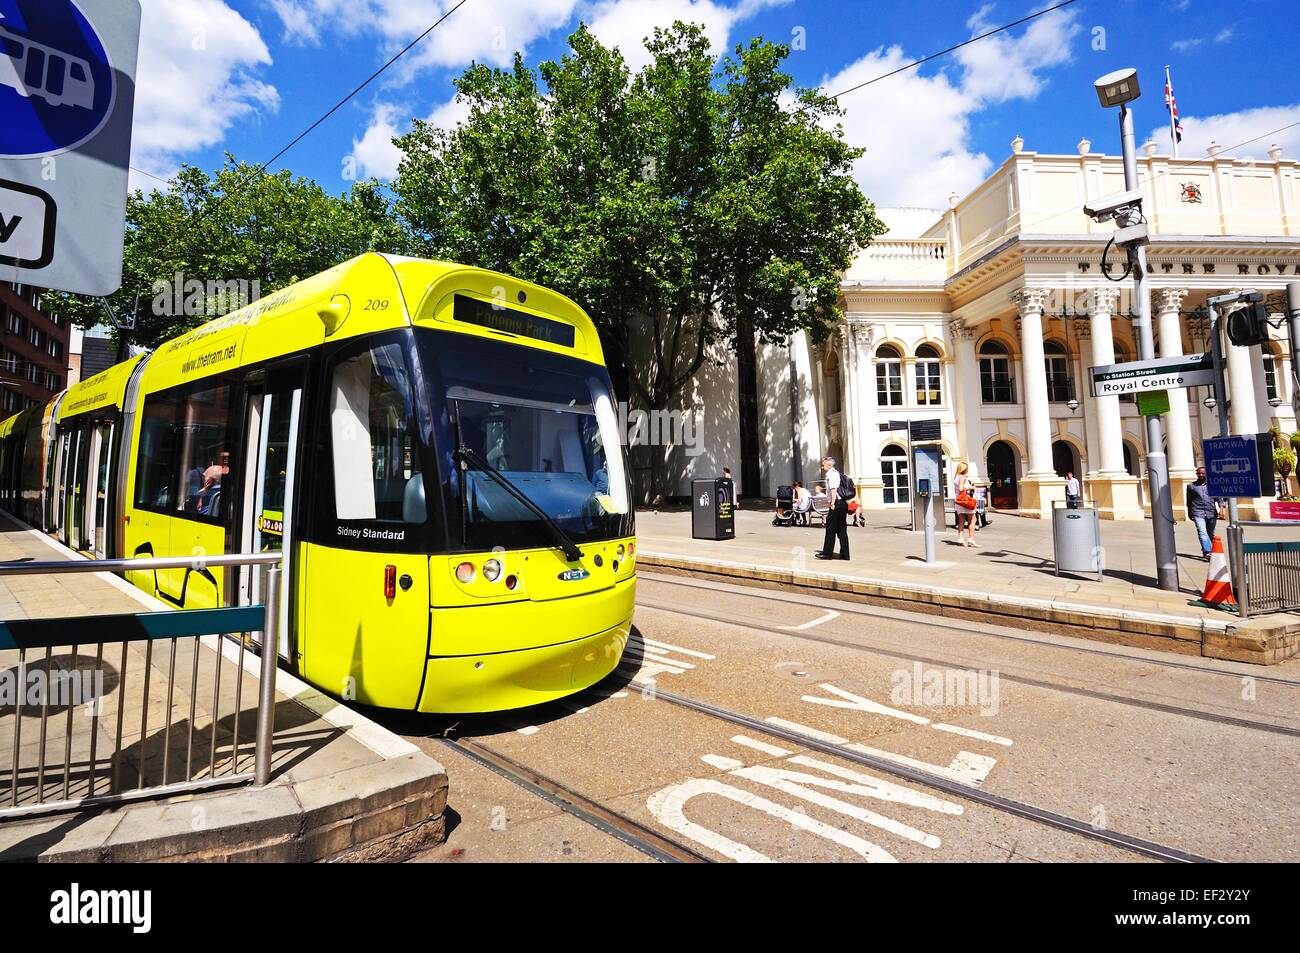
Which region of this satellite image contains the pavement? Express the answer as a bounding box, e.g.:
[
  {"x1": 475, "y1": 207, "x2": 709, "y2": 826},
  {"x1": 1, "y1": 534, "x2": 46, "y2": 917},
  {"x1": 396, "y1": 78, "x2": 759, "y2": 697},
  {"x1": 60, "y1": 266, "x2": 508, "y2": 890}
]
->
[
  {"x1": 633, "y1": 504, "x2": 1300, "y2": 665},
  {"x1": 0, "y1": 515, "x2": 448, "y2": 862}
]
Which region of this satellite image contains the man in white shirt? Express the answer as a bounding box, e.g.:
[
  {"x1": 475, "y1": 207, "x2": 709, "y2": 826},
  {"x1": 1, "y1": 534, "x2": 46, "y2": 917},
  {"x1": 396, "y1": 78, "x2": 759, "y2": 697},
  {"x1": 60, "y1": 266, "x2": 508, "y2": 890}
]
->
[
  {"x1": 815, "y1": 456, "x2": 849, "y2": 560},
  {"x1": 1064, "y1": 471, "x2": 1081, "y2": 509}
]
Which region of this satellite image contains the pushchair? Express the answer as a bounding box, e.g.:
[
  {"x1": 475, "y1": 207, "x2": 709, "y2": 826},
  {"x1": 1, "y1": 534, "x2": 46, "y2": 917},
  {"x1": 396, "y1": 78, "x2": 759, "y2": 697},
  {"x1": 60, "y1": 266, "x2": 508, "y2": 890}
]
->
[{"x1": 773, "y1": 485, "x2": 796, "y2": 526}]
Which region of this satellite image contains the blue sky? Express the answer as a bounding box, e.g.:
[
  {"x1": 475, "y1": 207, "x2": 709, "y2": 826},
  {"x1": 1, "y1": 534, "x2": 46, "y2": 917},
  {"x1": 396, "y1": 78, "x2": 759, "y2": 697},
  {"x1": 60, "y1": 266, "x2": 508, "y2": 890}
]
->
[{"x1": 124, "y1": 0, "x2": 1300, "y2": 212}]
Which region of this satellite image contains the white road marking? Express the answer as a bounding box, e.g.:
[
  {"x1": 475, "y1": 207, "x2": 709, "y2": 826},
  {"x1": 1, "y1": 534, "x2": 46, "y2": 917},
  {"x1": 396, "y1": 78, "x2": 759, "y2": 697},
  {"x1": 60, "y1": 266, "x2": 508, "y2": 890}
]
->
[
  {"x1": 611, "y1": 691, "x2": 629, "y2": 698},
  {"x1": 646, "y1": 779, "x2": 897, "y2": 863},
  {"x1": 764, "y1": 717, "x2": 849, "y2": 745},
  {"x1": 730, "y1": 735, "x2": 791, "y2": 757},
  {"x1": 765, "y1": 717, "x2": 998, "y2": 787},
  {"x1": 642, "y1": 638, "x2": 716, "y2": 660},
  {"x1": 641, "y1": 653, "x2": 696, "y2": 670},
  {"x1": 933, "y1": 723, "x2": 1013, "y2": 746},
  {"x1": 785, "y1": 756, "x2": 962, "y2": 814},
  {"x1": 802, "y1": 682, "x2": 930, "y2": 725},
  {"x1": 702, "y1": 754, "x2": 744, "y2": 771},
  {"x1": 781, "y1": 609, "x2": 840, "y2": 631},
  {"x1": 845, "y1": 744, "x2": 997, "y2": 788}
]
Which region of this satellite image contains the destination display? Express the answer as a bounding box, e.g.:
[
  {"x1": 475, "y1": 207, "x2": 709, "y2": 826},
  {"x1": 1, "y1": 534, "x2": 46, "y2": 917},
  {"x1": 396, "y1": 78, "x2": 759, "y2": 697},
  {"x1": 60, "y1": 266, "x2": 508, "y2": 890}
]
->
[
  {"x1": 453, "y1": 294, "x2": 576, "y2": 347},
  {"x1": 1090, "y1": 352, "x2": 1215, "y2": 397}
]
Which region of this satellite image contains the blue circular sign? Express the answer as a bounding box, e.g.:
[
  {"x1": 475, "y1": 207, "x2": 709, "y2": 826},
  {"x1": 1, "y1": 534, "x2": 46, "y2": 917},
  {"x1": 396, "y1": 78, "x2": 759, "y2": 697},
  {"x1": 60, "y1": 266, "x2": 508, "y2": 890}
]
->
[{"x1": 0, "y1": 0, "x2": 116, "y2": 159}]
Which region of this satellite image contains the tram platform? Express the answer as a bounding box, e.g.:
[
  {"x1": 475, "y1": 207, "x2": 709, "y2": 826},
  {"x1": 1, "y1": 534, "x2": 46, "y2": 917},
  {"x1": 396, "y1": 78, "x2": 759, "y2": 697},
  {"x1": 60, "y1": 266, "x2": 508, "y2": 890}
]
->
[
  {"x1": 0, "y1": 516, "x2": 448, "y2": 862},
  {"x1": 636, "y1": 505, "x2": 1300, "y2": 665}
]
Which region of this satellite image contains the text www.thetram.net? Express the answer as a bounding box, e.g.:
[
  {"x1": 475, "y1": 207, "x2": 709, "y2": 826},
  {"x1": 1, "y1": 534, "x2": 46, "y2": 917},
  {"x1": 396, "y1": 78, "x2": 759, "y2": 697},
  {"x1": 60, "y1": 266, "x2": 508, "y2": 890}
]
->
[
  {"x1": 181, "y1": 344, "x2": 238, "y2": 374},
  {"x1": 1113, "y1": 913, "x2": 1250, "y2": 928}
]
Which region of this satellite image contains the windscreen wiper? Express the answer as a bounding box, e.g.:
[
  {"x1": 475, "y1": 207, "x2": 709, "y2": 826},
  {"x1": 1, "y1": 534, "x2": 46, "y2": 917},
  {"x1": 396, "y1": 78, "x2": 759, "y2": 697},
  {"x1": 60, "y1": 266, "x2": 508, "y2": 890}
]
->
[{"x1": 455, "y1": 445, "x2": 584, "y2": 562}]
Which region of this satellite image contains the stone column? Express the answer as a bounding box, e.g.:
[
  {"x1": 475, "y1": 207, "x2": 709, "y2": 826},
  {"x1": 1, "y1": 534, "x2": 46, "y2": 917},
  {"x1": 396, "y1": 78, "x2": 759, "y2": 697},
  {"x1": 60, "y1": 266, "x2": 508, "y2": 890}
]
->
[
  {"x1": 1224, "y1": 306, "x2": 1260, "y2": 437},
  {"x1": 1086, "y1": 288, "x2": 1144, "y2": 519},
  {"x1": 1155, "y1": 288, "x2": 1197, "y2": 519},
  {"x1": 848, "y1": 324, "x2": 885, "y2": 508},
  {"x1": 1012, "y1": 287, "x2": 1064, "y2": 516},
  {"x1": 950, "y1": 320, "x2": 983, "y2": 480}
]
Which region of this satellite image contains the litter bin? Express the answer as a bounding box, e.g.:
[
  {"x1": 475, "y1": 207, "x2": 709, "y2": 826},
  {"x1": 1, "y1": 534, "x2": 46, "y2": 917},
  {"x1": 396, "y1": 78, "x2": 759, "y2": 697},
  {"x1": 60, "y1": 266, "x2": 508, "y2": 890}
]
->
[
  {"x1": 1052, "y1": 500, "x2": 1102, "y2": 580},
  {"x1": 692, "y1": 478, "x2": 735, "y2": 540}
]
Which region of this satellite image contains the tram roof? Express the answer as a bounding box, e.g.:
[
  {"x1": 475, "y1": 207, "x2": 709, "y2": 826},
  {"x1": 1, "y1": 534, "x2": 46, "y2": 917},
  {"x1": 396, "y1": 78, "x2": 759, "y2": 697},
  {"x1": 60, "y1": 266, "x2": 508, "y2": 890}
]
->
[{"x1": 57, "y1": 354, "x2": 146, "y2": 422}]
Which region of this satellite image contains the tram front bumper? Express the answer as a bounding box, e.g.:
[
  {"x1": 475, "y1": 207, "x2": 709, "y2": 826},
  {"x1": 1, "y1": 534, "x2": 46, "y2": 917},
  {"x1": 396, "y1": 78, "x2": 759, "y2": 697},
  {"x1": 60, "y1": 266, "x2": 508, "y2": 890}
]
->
[{"x1": 416, "y1": 619, "x2": 632, "y2": 713}]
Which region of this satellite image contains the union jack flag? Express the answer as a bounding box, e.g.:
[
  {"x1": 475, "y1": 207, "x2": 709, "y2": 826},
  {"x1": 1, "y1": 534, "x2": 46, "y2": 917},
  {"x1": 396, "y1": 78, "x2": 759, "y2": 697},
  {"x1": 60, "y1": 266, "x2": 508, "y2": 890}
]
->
[{"x1": 1165, "y1": 76, "x2": 1184, "y2": 143}]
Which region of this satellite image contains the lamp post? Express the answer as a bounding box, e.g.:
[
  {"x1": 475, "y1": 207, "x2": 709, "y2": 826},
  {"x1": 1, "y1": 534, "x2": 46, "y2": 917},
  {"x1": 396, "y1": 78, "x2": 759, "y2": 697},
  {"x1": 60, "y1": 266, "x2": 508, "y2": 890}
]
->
[
  {"x1": 1093, "y1": 68, "x2": 1178, "y2": 591},
  {"x1": 1062, "y1": 308, "x2": 1080, "y2": 411}
]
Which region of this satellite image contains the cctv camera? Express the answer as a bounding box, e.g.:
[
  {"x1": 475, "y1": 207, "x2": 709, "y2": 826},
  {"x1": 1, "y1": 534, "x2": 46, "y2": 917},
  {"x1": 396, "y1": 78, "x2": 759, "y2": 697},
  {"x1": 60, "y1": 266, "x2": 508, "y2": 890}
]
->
[{"x1": 1083, "y1": 188, "x2": 1143, "y2": 223}]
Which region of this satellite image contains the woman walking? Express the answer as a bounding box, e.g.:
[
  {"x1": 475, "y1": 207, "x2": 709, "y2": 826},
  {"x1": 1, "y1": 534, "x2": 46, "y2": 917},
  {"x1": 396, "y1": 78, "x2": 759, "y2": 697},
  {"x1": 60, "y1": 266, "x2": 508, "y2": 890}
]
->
[{"x1": 954, "y1": 462, "x2": 978, "y2": 547}]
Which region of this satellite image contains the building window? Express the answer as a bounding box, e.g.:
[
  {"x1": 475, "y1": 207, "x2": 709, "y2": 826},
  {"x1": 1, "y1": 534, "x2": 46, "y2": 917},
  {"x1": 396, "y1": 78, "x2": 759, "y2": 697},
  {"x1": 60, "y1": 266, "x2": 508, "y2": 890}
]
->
[
  {"x1": 1264, "y1": 351, "x2": 1279, "y2": 403},
  {"x1": 881, "y1": 444, "x2": 909, "y2": 504},
  {"x1": 979, "y1": 341, "x2": 1015, "y2": 403},
  {"x1": 875, "y1": 344, "x2": 903, "y2": 407},
  {"x1": 915, "y1": 344, "x2": 942, "y2": 406},
  {"x1": 1045, "y1": 341, "x2": 1071, "y2": 402}
]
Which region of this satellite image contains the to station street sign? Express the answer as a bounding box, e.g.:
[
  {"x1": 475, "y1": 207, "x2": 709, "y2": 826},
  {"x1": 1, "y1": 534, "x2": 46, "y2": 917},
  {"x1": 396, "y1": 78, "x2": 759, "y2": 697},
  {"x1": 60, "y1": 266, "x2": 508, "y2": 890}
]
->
[
  {"x1": 1090, "y1": 353, "x2": 1215, "y2": 397},
  {"x1": 0, "y1": 0, "x2": 141, "y2": 296}
]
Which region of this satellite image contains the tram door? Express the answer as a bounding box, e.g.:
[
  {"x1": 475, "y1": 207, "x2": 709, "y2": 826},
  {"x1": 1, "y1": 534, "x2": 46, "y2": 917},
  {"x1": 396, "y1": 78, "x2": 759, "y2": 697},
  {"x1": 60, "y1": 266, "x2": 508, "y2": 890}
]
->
[
  {"x1": 83, "y1": 422, "x2": 114, "y2": 558},
  {"x1": 237, "y1": 367, "x2": 302, "y2": 663}
]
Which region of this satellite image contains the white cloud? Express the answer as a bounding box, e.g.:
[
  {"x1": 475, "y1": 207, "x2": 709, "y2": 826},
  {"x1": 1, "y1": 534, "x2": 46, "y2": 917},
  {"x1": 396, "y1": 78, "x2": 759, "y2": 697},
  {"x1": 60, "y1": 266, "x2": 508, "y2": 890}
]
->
[
  {"x1": 130, "y1": 0, "x2": 279, "y2": 190},
  {"x1": 1148, "y1": 103, "x2": 1300, "y2": 161},
  {"x1": 1171, "y1": 37, "x2": 1203, "y2": 52},
  {"x1": 348, "y1": 94, "x2": 472, "y2": 180},
  {"x1": 1214, "y1": 27, "x2": 1234, "y2": 43},
  {"x1": 820, "y1": 5, "x2": 1080, "y2": 208},
  {"x1": 584, "y1": 0, "x2": 788, "y2": 73}
]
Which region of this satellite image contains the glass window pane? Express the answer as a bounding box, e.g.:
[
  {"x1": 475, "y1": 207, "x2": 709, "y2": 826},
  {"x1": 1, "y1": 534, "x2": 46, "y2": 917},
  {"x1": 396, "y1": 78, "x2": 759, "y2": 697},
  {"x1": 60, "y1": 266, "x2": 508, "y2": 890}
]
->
[
  {"x1": 176, "y1": 381, "x2": 235, "y2": 518},
  {"x1": 135, "y1": 395, "x2": 180, "y2": 509},
  {"x1": 331, "y1": 342, "x2": 423, "y2": 523}
]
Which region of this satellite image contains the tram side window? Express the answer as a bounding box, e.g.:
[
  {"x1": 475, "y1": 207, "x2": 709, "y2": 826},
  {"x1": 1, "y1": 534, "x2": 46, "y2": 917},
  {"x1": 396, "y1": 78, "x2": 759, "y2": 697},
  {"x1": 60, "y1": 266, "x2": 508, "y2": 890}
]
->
[
  {"x1": 135, "y1": 394, "x2": 181, "y2": 510},
  {"x1": 329, "y1": 342, "x2": 424, "y2": 523},
  {"x1": 175, "y1": 381, "x2": 235, "y2": 520}
]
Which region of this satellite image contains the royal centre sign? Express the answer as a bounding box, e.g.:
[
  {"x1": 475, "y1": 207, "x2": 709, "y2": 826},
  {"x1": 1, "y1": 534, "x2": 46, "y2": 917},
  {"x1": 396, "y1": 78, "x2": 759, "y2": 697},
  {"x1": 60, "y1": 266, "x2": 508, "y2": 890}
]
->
[{"x1": 1089, "y1": 352, "x2": 1215, "y2": 397}]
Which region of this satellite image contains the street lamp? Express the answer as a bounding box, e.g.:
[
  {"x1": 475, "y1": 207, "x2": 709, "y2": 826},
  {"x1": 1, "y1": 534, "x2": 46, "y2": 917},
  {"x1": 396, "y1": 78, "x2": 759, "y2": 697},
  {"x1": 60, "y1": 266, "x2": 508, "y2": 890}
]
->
[
  {"x1": 1091, "y1": 67, "x2": 1179, "y2": 592},
  {"x1": 1061, "y1": 307, "x2": 1080, "y2": 410},
  {"x1": 1204, "y1": 394, "x2": 1217, "y2": 411}
]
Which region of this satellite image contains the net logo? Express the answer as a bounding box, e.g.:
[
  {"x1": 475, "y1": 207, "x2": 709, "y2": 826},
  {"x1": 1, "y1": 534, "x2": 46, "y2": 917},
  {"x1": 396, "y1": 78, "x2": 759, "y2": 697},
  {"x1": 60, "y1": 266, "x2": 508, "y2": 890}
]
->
[{"x1": 0, "y1": 0, "x2": 116, "y2": 158}]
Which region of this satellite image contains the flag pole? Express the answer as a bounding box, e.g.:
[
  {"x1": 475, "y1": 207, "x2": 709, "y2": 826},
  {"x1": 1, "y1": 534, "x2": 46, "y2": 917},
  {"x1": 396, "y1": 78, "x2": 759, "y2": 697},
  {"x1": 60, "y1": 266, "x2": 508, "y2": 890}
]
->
[{"x1": 1165, "y1": 65, "x2": 1180, "y2": 158}]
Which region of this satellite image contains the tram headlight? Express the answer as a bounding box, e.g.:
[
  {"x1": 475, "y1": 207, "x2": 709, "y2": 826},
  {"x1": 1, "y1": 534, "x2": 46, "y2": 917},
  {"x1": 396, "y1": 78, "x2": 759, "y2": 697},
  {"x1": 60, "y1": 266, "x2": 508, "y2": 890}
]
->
[
  {"x1": 483, "y1": 558, "x2": 503, "y2": 582},
  {"x1": 616, "y1": 544, "x2": 625, "y2": 559},
  {"x1": 456, "y1": 561, "x2": 476, "y2": 583}
]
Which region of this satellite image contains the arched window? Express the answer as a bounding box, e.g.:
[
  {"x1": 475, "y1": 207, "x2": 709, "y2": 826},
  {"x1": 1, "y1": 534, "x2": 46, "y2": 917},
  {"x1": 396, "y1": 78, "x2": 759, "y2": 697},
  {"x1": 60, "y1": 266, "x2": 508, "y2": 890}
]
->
[
  {"x1": 881, "y1": 444, "x2": 909, "y2": 504},
  {"x1": 876, "y1": 344, "x2": 903, "y2": 407},
  {"x1": 1044, "y1": 341, "x2": 1071, "y2": 403},
  {"x1": 979, "y1": 341, "x2": 1015, "y2": 403},
  {"x1": 823, "y1": 348, "x2": 841, "y2": 415},
  {"x1": 915, "y1": 344, "x2": 942, "y2": 406}
]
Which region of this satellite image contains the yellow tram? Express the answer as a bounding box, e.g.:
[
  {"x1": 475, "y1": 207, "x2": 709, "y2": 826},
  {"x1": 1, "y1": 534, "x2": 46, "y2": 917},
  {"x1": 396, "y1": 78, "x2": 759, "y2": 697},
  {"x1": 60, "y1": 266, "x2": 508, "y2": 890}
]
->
[{"x1": 0, "y1": 255, "x2": 636, "y2": 712}]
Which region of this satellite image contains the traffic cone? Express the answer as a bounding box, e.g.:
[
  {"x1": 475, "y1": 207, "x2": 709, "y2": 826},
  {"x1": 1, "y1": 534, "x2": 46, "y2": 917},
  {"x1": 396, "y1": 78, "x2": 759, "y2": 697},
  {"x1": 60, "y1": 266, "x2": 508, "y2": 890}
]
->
[{"x1": 1200, "y1": 535, "x2": 1236, "y2": 608}]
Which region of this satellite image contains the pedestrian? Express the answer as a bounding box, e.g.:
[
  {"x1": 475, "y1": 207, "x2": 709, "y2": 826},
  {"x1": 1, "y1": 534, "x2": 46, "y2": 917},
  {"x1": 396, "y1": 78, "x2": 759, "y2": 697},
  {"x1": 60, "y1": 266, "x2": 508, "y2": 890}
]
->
[
  {"x1": 1186, "y1": 466, "x2": 1226, "y2": 559},
  {"x1": 814, "y1": 456, "x2": 850, "y2": 560},
  {"x1": 1064, "y1": 471, "x2": 1081, "y2": 509},
  {"x1": 974, "y1": 483, "x2": 989, "y2": 529},
  {"x1": 953, "y1": 462, "x2": 977, "y2": 547}
]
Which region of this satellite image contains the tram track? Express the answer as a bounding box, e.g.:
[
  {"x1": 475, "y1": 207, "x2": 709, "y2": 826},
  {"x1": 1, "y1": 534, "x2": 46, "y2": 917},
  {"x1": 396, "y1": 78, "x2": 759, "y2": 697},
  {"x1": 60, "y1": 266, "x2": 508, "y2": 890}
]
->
[
  {"x1": 640, "y1": 571, "x2": 1300, "y2": 688},
  {"x1": 621, "y1": 680, "x2": 1218, "y2": 864},
  {"x1": 432, "y1": 734, "x2": 711, "y2": 864},
  {"x1": 635, "y1": 593, "x2": 1300, "y2": 739}
]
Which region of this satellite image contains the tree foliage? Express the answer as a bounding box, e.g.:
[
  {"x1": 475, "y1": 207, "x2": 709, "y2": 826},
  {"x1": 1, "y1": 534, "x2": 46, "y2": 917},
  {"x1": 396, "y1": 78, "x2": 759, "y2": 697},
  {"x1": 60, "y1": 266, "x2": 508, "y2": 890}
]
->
[
  {"x1": 393, "y1": 22, "x2": 884, "y2": 414},
  {"x1": 47, "y1": 158, "x2": 405, "y2": 350}
]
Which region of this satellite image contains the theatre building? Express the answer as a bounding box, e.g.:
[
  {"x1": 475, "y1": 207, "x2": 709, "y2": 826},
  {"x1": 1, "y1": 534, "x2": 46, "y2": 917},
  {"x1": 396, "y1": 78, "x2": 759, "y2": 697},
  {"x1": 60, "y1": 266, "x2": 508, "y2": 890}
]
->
[{"x1": 664, "y1": 138, "x2": 1300, "y2": 520}]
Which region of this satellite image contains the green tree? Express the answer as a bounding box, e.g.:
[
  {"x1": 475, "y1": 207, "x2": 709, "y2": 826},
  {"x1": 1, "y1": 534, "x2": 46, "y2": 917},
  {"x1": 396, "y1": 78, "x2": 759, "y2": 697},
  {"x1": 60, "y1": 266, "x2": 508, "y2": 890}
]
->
[
  {"x1": 47, "y1": 157, "x2": 406, "y2": 350},
  {"x1": 393, "y1": 22, "x2": 884, "y2": 496}
]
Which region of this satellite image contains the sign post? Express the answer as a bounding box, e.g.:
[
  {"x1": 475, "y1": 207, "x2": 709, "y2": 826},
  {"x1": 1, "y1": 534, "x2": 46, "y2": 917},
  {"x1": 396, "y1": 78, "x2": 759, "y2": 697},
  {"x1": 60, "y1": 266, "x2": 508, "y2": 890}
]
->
[
  {"x1": 0, "y1": 0, "x2": 142, "y2": 295},
  {"x1": 1089, "y1": 352, "x2": 1215, "y2": 397}
]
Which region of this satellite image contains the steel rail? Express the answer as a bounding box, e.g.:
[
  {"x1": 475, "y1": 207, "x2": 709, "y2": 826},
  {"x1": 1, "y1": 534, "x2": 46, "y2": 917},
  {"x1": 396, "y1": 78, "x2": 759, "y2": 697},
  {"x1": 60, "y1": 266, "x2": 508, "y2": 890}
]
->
[{"x1": 434, "y1": 736, "x2": 711, "y2": 864}]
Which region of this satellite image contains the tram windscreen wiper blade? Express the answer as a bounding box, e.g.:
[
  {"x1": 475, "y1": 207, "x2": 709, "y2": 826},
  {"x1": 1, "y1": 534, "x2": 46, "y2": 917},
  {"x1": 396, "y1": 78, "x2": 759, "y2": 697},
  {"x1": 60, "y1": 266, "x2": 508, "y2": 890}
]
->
[{"x1": 455, "y1": 445, "x2": 584, "y2": 562}]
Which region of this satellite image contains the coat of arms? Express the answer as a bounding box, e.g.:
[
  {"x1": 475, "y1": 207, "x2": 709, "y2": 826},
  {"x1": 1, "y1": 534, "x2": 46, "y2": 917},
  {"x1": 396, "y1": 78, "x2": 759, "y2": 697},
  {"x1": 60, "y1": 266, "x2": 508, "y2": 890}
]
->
[{"x1": 1180, "y1": 182, "x2": 1203, "y2": 203}]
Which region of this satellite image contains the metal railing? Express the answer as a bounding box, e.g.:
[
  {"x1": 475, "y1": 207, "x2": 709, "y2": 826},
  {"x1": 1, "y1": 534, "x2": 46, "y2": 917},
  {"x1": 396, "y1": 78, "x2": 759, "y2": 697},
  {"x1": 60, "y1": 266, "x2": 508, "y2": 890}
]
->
[
  {"x1": 1226, "y1": 521, "x2": 1300, "y2": 621},
  {"x1": 0, "y1": 552, "x2": 282, "y2": 820}
]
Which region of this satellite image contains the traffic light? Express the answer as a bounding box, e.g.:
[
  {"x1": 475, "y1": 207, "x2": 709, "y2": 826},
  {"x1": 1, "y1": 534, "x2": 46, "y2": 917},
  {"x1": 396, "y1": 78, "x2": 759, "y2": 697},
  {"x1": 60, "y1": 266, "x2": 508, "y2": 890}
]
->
[{"x1": 1226, "y1": 300, "x2": 1271, "y2": 347}]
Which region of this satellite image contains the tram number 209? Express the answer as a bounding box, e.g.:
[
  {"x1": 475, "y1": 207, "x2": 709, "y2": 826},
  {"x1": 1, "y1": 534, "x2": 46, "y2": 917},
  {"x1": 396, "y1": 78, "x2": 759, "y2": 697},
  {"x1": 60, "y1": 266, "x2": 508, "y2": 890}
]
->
[{"x1": 364, "y1": 299, "x2": 390, "y2": 310}]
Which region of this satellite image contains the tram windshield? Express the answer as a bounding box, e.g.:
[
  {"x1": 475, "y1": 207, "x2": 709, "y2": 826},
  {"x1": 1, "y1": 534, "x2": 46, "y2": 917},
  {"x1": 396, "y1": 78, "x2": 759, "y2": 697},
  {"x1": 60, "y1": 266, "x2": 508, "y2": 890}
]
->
[{"x1": 425, "y1": 333, "x2": 631, "y2": 550}]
